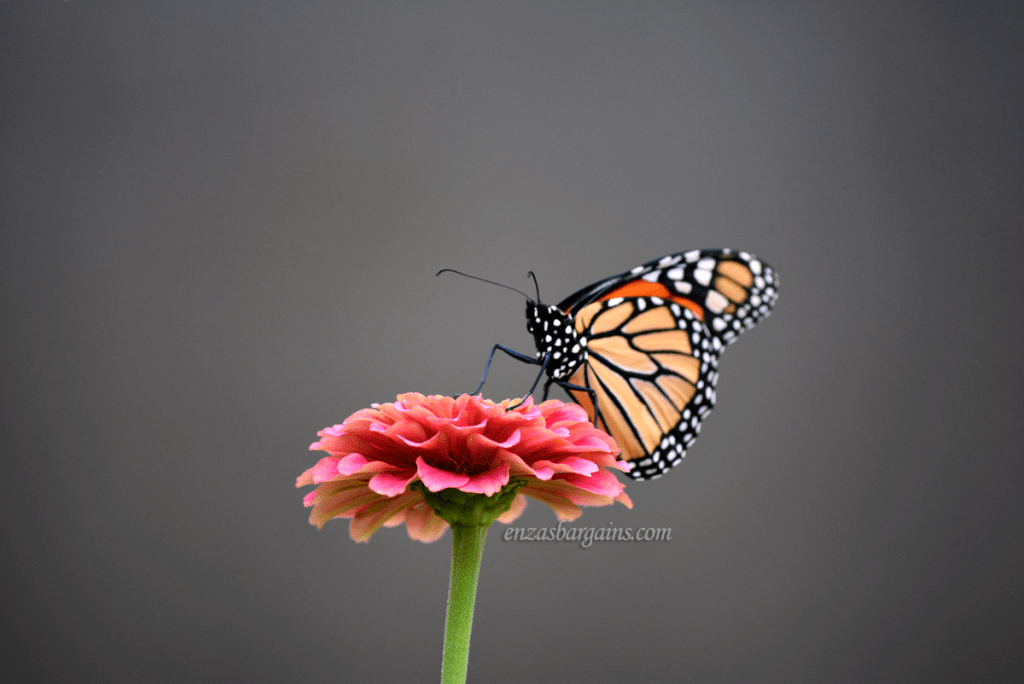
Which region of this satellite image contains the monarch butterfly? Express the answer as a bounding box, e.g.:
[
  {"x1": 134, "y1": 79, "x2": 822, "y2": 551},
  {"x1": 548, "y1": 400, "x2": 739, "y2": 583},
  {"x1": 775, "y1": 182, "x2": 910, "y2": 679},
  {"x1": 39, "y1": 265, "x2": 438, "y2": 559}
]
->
[{"x1": 444, "y1": 249, "x2": 778, "y2": 480}]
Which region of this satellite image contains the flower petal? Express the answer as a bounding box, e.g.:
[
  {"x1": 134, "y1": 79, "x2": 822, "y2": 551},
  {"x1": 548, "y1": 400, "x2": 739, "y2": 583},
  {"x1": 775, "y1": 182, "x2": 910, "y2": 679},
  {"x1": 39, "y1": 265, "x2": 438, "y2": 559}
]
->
[
  {"x1": 529, "y1": 455, "x2": 599, "y2": 477},
  {"x1": 416, "y1": 457, "x2": 470, "y2": 492},
  {"x1": 336, "y1": 453, "x2": 368, "y2": 475},
  {"x1": 558, "y1": 469, "x2": 627, "y2": 498},
  {"x1": 348, "y1": 491, "x2": 421, "y2": 542},
  {"x1": 496, "y1": 493, "x2": 528, "y2": 524},
  {"x1": 306, "y1": 455, "x2": 341, "y2": 484},
  {"x1": 520, "y1": 486, "x2": 583, "y2": 521},
  {"x1": 309, "y1": 488, "x2": 382, "y2": 529},
  {"x1": 368, "y1": 471, "x2": 417, "y2": 497},
  {"x1": 403, "y1": 500, "x2": 449, "y2": 542},
  {"x1": 460, "y1": 462, "x2": 511, "y2": 497}
]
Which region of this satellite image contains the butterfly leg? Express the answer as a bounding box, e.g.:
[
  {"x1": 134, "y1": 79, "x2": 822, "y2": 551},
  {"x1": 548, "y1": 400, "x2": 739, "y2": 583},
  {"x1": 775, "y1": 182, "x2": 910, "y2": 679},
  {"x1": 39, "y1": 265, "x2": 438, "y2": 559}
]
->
[
  {"x1": 552, "y1": 378, "x2": 604, "y2": 430},
  {"x1": 506, "y1": 353, "x2": 552, "y2": 409},
  {"x1": 541, "y1": 377, "x2": 554, "y2": 401},
  {"x1": 470, "y1": 344, "x2": 542, "y2": 396}
]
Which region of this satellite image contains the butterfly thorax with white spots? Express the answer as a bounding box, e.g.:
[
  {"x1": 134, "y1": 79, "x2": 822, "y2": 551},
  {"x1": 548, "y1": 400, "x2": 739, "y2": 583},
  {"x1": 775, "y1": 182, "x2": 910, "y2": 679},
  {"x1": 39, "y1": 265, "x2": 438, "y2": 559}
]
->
[{"x1": 525, "y1": 301, "x2": 587, "y2": 380}]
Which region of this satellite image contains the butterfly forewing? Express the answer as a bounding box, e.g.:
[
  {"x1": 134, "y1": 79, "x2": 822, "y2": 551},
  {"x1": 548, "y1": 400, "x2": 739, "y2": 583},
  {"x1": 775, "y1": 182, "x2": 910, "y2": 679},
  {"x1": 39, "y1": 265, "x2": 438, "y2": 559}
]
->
[{"x1": 558, "y1": 249, "x2": 778, "y2": 349}]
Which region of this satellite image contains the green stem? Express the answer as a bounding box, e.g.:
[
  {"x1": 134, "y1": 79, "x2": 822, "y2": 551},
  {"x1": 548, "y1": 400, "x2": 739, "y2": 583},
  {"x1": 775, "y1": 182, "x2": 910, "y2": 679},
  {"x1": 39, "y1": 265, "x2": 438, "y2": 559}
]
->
[{"x1": 441, "y1": 523, "x2": 489, "y2": 684}]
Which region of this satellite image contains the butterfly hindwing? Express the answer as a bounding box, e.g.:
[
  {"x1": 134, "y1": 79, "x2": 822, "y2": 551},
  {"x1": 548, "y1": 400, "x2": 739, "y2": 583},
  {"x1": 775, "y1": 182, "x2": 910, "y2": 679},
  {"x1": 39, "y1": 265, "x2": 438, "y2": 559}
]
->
[{"x1": 564, "y1": 297, "x2": 718, "y2": 479}]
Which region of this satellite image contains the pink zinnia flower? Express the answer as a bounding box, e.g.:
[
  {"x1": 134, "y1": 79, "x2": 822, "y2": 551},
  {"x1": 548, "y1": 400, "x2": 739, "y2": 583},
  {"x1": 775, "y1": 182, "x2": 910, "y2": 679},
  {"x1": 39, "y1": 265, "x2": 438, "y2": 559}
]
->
[{"x1": 296, "y1": 393, "x2": 633, "y2": 542}]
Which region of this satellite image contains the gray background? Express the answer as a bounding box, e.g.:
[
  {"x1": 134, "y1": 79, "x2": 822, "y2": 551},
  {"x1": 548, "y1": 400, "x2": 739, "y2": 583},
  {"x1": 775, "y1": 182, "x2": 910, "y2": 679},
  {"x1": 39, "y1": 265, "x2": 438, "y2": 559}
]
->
[{"x1": 2, "y1": 2, "x2": 1022, "y2": 683}]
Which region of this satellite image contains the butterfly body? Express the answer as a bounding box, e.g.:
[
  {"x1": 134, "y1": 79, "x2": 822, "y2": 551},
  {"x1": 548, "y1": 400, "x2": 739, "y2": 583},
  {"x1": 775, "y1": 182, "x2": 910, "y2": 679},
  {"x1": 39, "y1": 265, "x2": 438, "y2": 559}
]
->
[
  {"x1": 525, "y1": 301, "x2": 587, "y2": 380},
  {"x1": 529, "y1": 249, "x2": 777, "y2": 480}
]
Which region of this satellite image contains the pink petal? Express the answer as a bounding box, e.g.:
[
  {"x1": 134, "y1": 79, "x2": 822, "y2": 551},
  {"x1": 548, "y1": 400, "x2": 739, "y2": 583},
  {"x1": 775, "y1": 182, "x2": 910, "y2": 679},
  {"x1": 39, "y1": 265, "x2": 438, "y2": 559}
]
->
[
  {"x1": 495, "y1": 449, "x2": 546, "y2": 479},
  {"x1": 348, "y1": 491, "x2": 421, "y2": 542},
  {"x1": 520, "y1": 487, "x2": 583, "y2": 521},
  {"x1": 540, "y1": 401, "x2": 589, "y2": 425},
  {"x1": 318, "y1": 423, "x2": 347, "y2": 438},
  {"x1": 403, "y1": 500, "x2": 449, "y2": 542},
  {"x1": 510, "y1": 427, "x2": 567, "y2": 461},
  {"x1": 496, "y1": 493, "x2": 528, "y2": 524},
  {"x1": 416, "y1": 457, "x2": 470, "y2": 492},
  {"x1": 528, "y1": 478, "x2": 620, "y2": 508},
  {"x1": 571, "y1": 434, "x2": 617, "y2": 451},
  {"x1": 296, "y1": 468, "x2": 315, "y2": 487},
  {"x1": 368, "y1": 471, "x2": 416, "y2": 497},
  {"x1": 561, "y1": 456, "x2": 600, "y2": 475},
  {"x1": 309, "y1": 488, "x2": 382, "y2": 529},
  {"x1": 559, "y1": 469, "x2": 625, "y2": 498},
  {"x1": 532, "y1": 466, "x2": 555, "y2": 480},
  {"x1": 305, "y1": 478, "x2": 363, "y2": 505},
  {"x1": 488, "y1": 429, "x2": 521, "y2": 449},
  {"x1": 461, "y1": 463, "x2": 511, "y2": 496},
  {"x1": 336, "y1": 453, "x2": 369, "y2": 475},
  {"x1": 309, "y1": 455, "x2": 342, "y2": 483},
  {"x1": 382, "y1": 512, "x2": 407, "y2": 528},
  {"x1": 395, "y1": 430, "x2": 445, "y2": 449},
  {"x1": 530, "y1": 455, "x2": 599, "y2": 477},
  {"x1": 333, "y1": 454, "x2": 402, "y2": 476},
  {"x1": 399, "y1": 432, "x2": 458, "y2": 470}
]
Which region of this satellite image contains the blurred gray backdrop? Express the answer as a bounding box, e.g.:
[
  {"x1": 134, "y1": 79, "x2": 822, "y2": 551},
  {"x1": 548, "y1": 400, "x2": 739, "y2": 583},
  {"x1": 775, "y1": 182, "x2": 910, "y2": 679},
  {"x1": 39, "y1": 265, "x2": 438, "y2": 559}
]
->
[{"x1": 2, "y1": 2, "x2": 1022, "y2": 683}]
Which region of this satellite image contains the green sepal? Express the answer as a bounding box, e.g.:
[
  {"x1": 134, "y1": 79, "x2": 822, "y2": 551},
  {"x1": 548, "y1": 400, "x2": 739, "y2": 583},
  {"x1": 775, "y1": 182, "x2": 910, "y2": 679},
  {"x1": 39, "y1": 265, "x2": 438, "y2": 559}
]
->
[{"x1": 413, "y1": 478, "x2": 527, "y2": 528}]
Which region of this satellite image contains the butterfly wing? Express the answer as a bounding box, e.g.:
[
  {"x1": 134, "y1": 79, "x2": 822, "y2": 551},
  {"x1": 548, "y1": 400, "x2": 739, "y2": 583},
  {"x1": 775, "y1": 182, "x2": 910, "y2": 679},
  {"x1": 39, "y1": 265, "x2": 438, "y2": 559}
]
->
[
  {"x1": 553, "y1": 249, "x2": 777, "y2": 480},
  {"x1": 559, "y1": 249, "x2": 779, "y2": 348},
  {"x1": 564, "y1": 298, "x2": 717, "y2": 479}
]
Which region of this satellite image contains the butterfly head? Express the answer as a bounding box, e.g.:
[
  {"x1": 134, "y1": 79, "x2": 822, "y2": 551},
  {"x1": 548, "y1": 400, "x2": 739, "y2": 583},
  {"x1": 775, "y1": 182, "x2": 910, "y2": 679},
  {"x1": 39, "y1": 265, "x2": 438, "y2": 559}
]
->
[{"x1": 526, "y1": 301, "x2": 586, "y2": 380}]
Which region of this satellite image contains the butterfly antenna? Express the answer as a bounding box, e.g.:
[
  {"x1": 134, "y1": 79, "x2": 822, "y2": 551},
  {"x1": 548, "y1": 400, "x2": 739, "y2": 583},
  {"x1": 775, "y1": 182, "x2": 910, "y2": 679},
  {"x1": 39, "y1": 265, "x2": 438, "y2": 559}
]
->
[
  {"x1": 526, "y1": 270, "x2": 541, "y2": 302},
  {"x1": 436, "y1": 268, "x2": 535, "y2": 302}
]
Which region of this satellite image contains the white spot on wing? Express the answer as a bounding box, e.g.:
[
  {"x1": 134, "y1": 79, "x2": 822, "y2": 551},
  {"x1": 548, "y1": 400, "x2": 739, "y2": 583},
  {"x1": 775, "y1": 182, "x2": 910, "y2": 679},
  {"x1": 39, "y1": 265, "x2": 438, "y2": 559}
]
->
[{"x1": 706, "y1": 290, "x2": 729, "y2": 313}]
